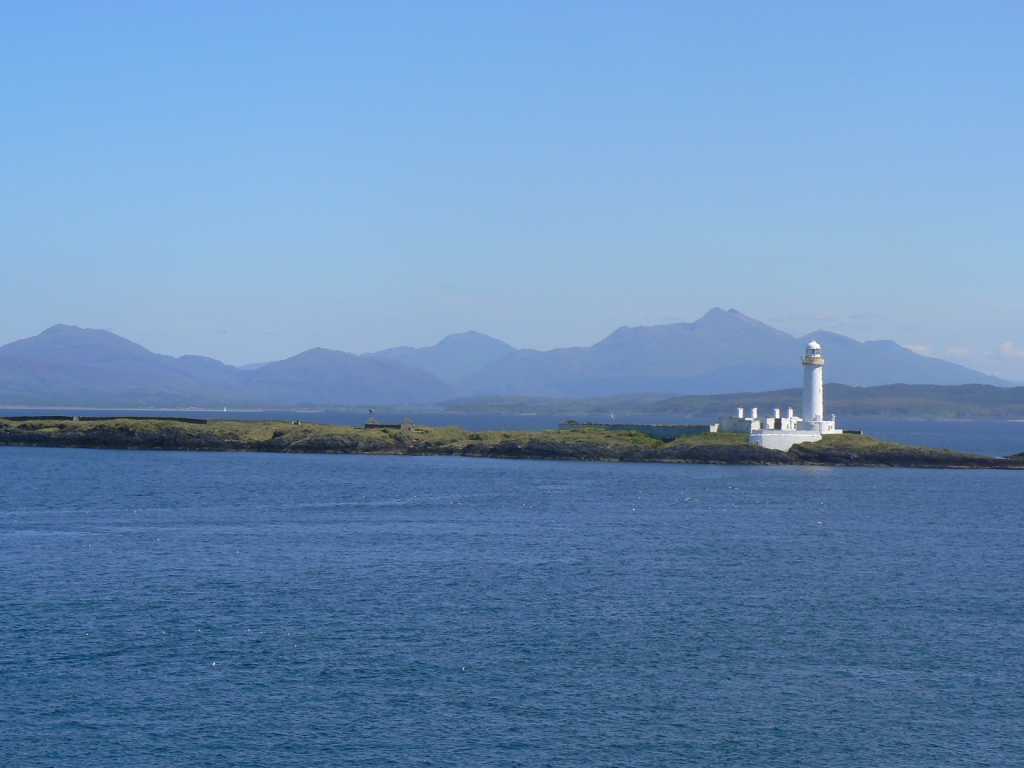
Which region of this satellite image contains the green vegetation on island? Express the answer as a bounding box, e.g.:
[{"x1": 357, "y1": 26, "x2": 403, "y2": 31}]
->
[{"x1": 1, "y1": 417, "x2": 1022, "y2": 469}]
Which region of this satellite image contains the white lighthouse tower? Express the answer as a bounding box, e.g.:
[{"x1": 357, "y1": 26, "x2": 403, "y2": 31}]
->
[
  {"x1": 727, "y1": 338, "x2": 841, "y2": 450},
  {"x1": 802, "y1": 340, "x2": 824, "y2": 426}
]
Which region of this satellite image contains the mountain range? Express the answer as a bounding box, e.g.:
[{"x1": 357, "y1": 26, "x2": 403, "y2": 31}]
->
[
  {"x1": 0, "y1": 326, "x2": 455, "y2": 407},
  {"x1": 446, "y1": 309, "x2": 1007, "y2": 396},
  {"x1": 0, "y1": 309, "x2": 1009, "y2": 408}
]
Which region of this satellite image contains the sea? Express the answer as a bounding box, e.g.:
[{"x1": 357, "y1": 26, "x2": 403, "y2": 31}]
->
[{"x1": 2, "y1": 425, "x2": 1024, "y2": 765}]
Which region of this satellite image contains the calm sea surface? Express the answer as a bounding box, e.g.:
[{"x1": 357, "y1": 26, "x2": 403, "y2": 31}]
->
[{"x1": 2, "y1": 447, "x2": 1024, "y2": 766}]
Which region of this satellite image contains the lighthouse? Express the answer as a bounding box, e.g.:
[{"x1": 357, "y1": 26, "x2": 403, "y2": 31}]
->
[
  {"x1": 722, "y1": 337, "x2": 841, "y2": 449},
  {"x1": 802, "y1": 340, "x2": 824, "y2": 425}
]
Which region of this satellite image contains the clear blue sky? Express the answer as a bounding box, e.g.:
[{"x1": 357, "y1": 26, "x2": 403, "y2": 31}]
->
[{"x1": 2, "y1": 1, "x2": 1023, "y2": 377}]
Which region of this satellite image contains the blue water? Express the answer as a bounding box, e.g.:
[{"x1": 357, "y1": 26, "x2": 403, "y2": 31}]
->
[{"x1": 2, "y1": 447, "x2": 1024, "y2": 766}]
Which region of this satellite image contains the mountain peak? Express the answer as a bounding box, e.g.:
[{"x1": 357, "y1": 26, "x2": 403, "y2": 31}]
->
[
  {"x1": 694, "y1": 308, "x2": 769, "y2": 327},
  {"x1": 39, "y1": 323, "x2": 78, "y2": 334},
  {"x1": 0, "y1": 324, "x2": 161, "y2": 363},
  {"x1": 369, "y1": 331, "x2": 516, "y2": 383},
  {"x1": 37, "y1": 324, "x2": 121, "y2": 340},
  {"x1": 435, "y1": 331, "x2": 513, "y2": 350}
]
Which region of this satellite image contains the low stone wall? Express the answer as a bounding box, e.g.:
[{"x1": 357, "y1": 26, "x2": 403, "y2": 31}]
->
[{"x1": 558, "y1": 422, "x2": 715, "y2": 441}]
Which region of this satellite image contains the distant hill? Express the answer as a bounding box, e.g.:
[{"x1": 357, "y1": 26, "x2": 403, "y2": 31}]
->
[
  {"x1": 444, "y1": 383, "x2": 1024, "y2": 420},
  {"x1": 0, "y1": 325, "x2": 453, "y2": 407},
  {"x1": 0, "y1": 325, "x2": 246, "y2": 406},
  {"x1": 367, "y1": 331, "x2": 515, "y2": 383},
  {"x1": 454, "y1": 309, "x2": 1007, "y2": 396},
  {"x1": 246, "y1": 348, "x2": 455, "y2": 406}
]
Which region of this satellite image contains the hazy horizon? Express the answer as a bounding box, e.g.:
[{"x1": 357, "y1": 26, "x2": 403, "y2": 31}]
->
[{"x1": 3, "y1": 3, "x2": 1023, "y2": 377}]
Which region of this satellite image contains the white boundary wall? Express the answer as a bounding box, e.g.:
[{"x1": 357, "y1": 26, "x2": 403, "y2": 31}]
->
[{"x1": 750, "y1": 431, "x2": 823, "y2": 450}]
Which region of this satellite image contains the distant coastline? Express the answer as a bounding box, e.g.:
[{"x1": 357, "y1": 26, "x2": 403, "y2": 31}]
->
[
  {"x1": 443, "y1": 384, "x2": 1024, "y2": 421},
  {"x1": 2, "y1": 417, "x2": 1022, "y2": 470},
  {"x1": 9, "y1": 377, "x2": 1024, "y2": 422}
]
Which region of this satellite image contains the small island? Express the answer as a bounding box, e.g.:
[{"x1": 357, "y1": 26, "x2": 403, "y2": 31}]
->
[{"x1": 2, "y1": 416, "x2": 1023, "y2": 469}]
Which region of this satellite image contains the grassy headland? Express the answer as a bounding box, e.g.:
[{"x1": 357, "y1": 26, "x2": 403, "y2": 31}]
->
[{"x1": 1, "y1": 417, "x2": 1022, "y2": 469}]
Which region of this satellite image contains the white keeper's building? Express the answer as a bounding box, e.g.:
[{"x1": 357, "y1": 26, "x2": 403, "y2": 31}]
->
[{"x1": 718, "y1": 340, "x2": 842, "y2": 450}]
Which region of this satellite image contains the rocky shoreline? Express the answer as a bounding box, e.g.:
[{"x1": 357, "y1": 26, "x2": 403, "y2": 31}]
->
[{"x1": 2, "y1": 417, "x2": 1023, "y2": 469}]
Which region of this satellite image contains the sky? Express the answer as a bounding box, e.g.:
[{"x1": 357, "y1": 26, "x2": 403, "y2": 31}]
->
[{"x1": 2, "y1": 1, "x2": 1023, "y2": 378}]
